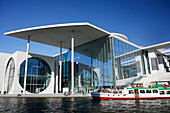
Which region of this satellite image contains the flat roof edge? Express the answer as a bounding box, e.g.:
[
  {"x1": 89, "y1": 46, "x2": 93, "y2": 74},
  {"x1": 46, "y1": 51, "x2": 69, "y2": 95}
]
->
[{"x1": 4, "y1": 22, "x2": 110, "y2": 36}]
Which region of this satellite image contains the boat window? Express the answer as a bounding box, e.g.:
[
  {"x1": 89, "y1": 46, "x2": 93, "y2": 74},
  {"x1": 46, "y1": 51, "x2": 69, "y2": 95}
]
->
[
  {"x1": 140, "y1": 90, "x2": 145, "y2": 94},
  {"x1": 153, "y1": 90, "x2": 158, "y2": 93},
  {"x1": 129, "y1": 90, "x2": 134, "y2": 94},
  {"x1": 146, "y1": 90, "x2": 151, "y2": 93},
  {"x1": 166, "y1": 91, "x2": 170, "y2": 95},
  {"x1": 114, "y1": 91, "x2": 118, "y2": 94},
  {"x1": 160, "y1": 91, "x2": 165, "y2": 95}
]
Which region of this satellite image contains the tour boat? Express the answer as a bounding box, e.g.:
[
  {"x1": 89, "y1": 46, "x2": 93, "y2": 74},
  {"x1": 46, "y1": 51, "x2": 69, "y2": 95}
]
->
[{"x1": 91, "y1": 84, "x2": 170, "y2": 100}]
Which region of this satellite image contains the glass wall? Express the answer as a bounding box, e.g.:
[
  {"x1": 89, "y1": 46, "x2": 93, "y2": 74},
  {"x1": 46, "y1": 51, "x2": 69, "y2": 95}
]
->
[
  {"x1": 115, "y1": 50, "x2": 144, "y2": 80},
  {"x1": 113, "y1": 37, "x2": 142, "y2": 80},
  {"x1": 56, "y1": 37, "x2": 115, "y2": 93},
  {"x1": 19, "y1": 58, "x2": 51, "y2": 93},
  {"x1": 56, "y1": 35, "x2": 146, "y2": 90},
  {"x1": 75, "y1": 37, "x2": 114, "y2": 92},
  {"x1": 113, "y1": 38, "x2": 138, "y2": 57}
]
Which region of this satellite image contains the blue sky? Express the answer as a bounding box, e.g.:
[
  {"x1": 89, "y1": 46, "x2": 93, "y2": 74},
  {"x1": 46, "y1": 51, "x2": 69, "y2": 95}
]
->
[{"x1": 0, "y1": 0, "x2": 170, "y2": 56}]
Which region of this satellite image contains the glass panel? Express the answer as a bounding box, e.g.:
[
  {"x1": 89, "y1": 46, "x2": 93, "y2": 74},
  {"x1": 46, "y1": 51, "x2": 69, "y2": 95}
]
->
[{"x1": 56, "y1": 37, "x2": 114, "y2": 93}]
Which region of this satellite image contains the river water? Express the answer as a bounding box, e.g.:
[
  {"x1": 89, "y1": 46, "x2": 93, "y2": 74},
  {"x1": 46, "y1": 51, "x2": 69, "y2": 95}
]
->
[{"x1": 0, "y1": 97, "x2": 170, "y2": 113}]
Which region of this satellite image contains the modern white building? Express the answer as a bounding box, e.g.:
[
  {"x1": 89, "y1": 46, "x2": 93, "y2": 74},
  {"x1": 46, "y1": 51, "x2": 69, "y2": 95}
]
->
[{"x1": 0, "y1": 22, "x2": 170, "y2": 94}]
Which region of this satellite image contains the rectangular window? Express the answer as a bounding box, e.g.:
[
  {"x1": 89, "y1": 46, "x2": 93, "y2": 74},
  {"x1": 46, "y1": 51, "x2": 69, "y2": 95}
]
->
[
  {"x1": 129, "y1": 90, "x2": 134, "y2": 94},
  {"x1": 151, "y1": 58, "x2": 159, "y2": 70},
  {"x1": 146, "y1": 90, "x2": 151, "y2": 93},
  {"x1": 136, "y1": 61, "x2": 141, "y2": 73},
  {"x1": 166, "y1": 91, "x2": 170, "y2": 95},
  {"x1": 160, "y1": 91, "x2": 165, "y2": 95},
  {"x1": 157, "y1": 55, "x2": 163, "y2": 64},
  {"x1": 153, "y1": 90, "x2": 158, "y2": 93},
  {"x1": 140, "y1": 90, "x2": 145, "y2": 93}
]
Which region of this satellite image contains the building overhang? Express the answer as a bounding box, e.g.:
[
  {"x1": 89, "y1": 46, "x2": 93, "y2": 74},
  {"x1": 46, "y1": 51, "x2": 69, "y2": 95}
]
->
[
  {"x1": 143, "y1": 41, "x2": 170, "y2": 50},
  {"x1": 4, "y1": 22, "x2": 110, "y2": 49}
]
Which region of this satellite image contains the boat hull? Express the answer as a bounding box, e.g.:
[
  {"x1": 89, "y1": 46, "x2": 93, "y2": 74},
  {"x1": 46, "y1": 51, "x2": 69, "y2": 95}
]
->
[
  {"x1": 91, "y1": 92, "x2": 170, "y2": 100},
  {"x1": 92, "y1": 96, "x2": 170, "y2": 100}
]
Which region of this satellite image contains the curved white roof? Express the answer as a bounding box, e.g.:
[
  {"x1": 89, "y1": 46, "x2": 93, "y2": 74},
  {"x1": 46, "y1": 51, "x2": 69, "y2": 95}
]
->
[
  {"x1": 4, "y1": 22, "x2": 110, "y2": 49},
  {"x1": 112, "y1": 33, "x2": 128, "y2": 41}
]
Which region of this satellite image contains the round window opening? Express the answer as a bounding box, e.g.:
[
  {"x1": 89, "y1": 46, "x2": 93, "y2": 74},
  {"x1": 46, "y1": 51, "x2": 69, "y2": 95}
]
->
[{"x1": 19, "y1": 57, "x2": 51, "y2": 93}]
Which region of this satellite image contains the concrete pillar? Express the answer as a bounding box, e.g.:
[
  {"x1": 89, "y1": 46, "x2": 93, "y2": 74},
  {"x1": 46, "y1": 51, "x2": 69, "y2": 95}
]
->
[
  {"x1": 54, "y1": 58, "x2": 59, "y2": 93},
  {"x1": 23, "y1": 36, "x2": 30, "y2": 95},
  {"x1": 91, "y1": 52, "x2": 93, "y2": 87},
  {"x1": 110, "y1": 37, "x2": 116, "y2": 88},
  {"x1": 59, "y1": 42, "x2": 62, "y2": 93},
  {"x1": 71, "y1": 32, "x2": 74, "y2": 94}
]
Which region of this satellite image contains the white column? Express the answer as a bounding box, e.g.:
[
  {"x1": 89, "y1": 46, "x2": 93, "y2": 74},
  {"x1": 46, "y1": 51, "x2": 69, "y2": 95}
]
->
[
  {"x1": 23, "y1": 36, "x2": 30, "y2": 95},
  {"x1": 71, "y1": 32, "x2": 74, "y2": 94},
  {"x1": 55, "y1": 58, "x2": 59, "y2": 93},
  {"x1": 59, "y1": 42, "x2": 62, "y2": 93},
  {"x1": 91, "y1": 52, "x2": 93, "y2": 87}
]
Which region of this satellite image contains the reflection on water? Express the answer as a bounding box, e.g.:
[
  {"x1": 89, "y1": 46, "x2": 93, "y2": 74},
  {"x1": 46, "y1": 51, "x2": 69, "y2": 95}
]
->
[{"x1": 0, "y1": 97, "x2": 170, "y2": 113}]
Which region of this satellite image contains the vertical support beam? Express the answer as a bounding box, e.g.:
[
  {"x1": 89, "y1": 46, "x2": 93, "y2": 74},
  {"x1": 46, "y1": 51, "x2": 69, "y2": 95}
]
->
[
  {"x1": 71, "y1": 31, "x2": 74, "y2": 94},
  {"x1": 54, "y1": 58, "x2": 59, "y2": 93},
  {"x1": 23, "y1": 36, "x2": 30, "y2": 95},
  {"x1": 110, "y1": 37, "x2": 116, "y2": 88},
  {"x1": 91, "y1": 51, "x2": 93, "y2": 88},
  {"x1": 59, "y1": 42, "x2": 62, "y2": 93}
]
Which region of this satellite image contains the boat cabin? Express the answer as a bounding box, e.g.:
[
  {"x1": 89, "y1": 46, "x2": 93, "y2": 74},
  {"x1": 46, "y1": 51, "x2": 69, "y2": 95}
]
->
[{"x1": 128, "y1": 87, "x2": 170, "y2": 97}]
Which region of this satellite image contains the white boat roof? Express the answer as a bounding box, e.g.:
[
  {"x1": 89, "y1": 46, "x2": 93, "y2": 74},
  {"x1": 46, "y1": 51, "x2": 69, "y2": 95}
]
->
[{"x1": 4, "y1": 22, "x2": 110, "y2": 49}]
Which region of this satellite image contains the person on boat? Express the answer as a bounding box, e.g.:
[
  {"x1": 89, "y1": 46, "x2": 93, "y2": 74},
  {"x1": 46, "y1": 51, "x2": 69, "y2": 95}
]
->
[
  {"x1": 107, "y1": 88, "x2": 111, "y2": 93},
  {"x1": 64, "y1": 91, "x2": 66, "y2": 96},
  {"x1": 114, "y1": 88, "x2": 118, "y2": 94},
  {"x1": 168, "y1": 81, "x2": 170, "y2": 87},
  {"x1": 102, "y1": 88, "x2": 105, "y2": 92},
  {"x1": 67, "y1": 91, "x2": 70, "y2": 95},
  {"x1": 154, "y1": 82, "x2": 162, "y2": 88}
]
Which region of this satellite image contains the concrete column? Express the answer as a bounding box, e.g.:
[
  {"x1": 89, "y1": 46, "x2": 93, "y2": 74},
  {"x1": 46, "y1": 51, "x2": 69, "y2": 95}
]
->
[
  {"x1": 59, "y1": 42, "x2": 62, "y2": 93},
  {"x1": 90, "y1": 51, "x2": 93, "y2": 87},
  {"x1": 54, "y1": 58, "x2": 59, "y2": 93},
  {"x1": 110, "y1": 37, "x2": 116, "y2": 88},
  {"x1": 71, "y1": 32, "x2": 74, "y2": 94},
  {"x1": 23, "y1": 36, "x2": 30, "y2": 95}
]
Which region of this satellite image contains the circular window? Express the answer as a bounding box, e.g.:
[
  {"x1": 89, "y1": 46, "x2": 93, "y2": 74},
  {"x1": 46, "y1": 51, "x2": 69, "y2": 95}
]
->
[{"x1": 19, "y1": 57, "x2": 51, "y2": 93}]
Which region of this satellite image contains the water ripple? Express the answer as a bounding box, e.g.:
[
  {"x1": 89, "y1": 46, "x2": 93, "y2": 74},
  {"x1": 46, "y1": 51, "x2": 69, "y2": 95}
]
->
[{"x1": 0, "y1": 98, "x2": 170, "y2": 113}]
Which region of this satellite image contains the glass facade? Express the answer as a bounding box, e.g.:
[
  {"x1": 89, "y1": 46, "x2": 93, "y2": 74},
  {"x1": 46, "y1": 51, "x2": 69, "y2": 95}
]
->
[
  {"x1": 113, "y1": 38, "x2": 138, "y2": 57},
  {"x1": 19, "y1": 58, "x2": 51, "y2": 93},
  {"x1": 113, "y1": 37, "x2": 144, "y2": 81},
  {"x1": 115, "y1": 51, "x2": 143, "y2": 80},
  {"x1": 56, "y1": 37, "x2": 115, "y2": 93},
  {"x1": 56, "y1": 36, "x2": 145, "y2": 91}
]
